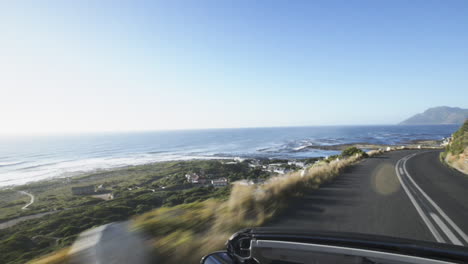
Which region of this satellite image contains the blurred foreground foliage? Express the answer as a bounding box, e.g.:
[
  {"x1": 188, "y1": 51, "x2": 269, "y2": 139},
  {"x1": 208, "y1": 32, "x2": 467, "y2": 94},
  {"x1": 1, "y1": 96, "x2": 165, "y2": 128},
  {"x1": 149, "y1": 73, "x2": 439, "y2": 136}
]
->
[{"x1": 133, "y1": 153, "x2": 367, "y2": 263}]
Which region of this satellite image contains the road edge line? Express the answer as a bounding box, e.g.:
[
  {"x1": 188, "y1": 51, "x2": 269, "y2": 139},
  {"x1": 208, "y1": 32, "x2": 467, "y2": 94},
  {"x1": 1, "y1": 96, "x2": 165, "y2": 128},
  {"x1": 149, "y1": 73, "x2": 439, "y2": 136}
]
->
[
  {"x1": 430, "y1": 213, "x2": 463, "y2": 246},
  {"x1": 395, "y1": 159, "x2": 445, "y2": 243},
  {"x1": 403, "y1": 154, "x2": 468, "y2": 244}
]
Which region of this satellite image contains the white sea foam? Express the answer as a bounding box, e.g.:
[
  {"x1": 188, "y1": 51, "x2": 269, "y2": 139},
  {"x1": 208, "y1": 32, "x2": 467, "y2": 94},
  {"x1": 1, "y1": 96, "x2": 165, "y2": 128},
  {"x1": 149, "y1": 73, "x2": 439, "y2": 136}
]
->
[{"x1": 0, "y1": 153, "x2": 235, "y2": 187}]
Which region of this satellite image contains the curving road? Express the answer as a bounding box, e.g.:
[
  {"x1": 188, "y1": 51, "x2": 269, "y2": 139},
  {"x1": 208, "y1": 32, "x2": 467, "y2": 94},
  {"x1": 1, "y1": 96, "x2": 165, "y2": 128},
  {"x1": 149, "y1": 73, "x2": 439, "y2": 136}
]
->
[
  {"x1": 402, "y1": 151, "x2": 468, "y2": 246},
  {"x1": 267, "y1": 150, "x2": 468, "y2": 247}
]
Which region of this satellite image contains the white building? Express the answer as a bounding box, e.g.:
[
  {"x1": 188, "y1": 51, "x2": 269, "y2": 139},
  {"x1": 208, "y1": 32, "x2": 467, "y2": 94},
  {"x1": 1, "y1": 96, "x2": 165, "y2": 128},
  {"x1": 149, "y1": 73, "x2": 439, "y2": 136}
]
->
[
  {"x1": 185, "y1": 173, "x2": 207, "y2": 184},
  {"x1": 266, "y1": 164, "x2": 290, "y2": 174},
  {"x1": 288, "y1": 161, "x2": 306, "y2": 168},
  {"x1": 234, "y1": 157, "x2": 245, "y2": 162},
  {"x1": 441, "y1": 137, "x2": 452, "y2": 147},
  {"x1": 211, "y1": 178, "x2": 228, "y2": 187}
]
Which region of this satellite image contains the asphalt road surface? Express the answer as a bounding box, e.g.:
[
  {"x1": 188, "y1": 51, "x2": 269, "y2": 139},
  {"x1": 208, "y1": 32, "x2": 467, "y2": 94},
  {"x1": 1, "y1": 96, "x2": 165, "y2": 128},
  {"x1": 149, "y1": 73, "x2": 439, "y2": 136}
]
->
[
  {"x1": 267, "y1": 150, "x2": 468, "y2": 247},
  {"x1": 69, "y1": 221, "x2": 155, "y2": 264}
]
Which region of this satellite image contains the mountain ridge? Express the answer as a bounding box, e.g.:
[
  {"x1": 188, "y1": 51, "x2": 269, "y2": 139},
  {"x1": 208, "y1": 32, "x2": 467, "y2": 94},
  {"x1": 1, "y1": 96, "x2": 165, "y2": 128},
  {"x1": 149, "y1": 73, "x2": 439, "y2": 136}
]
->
[{"x1": 399, "y1": 106, "x2": 468, "y2": 125}]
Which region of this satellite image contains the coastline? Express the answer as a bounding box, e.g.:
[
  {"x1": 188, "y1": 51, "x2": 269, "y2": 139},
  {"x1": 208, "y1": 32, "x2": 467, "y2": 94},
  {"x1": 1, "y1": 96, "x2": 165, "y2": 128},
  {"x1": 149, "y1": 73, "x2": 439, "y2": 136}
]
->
[
  {"x1": 295, "y1": 139, "x2": 444, "y2": 151},
  {"x1": 0, "y1": 138, "x2": 444, "y2": 225},
  {"x1": 0, "y1": 138, "x2": 444, "y2": 190},
  {"x1": 0, "y1": 125, "x2": 456, "y2": 189}
]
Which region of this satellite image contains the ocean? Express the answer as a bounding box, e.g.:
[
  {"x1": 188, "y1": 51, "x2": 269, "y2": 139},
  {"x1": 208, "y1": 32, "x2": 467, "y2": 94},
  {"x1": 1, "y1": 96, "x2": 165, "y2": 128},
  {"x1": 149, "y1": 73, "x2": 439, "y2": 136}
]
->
[{"x1": 0, "y1": 125, "x2": 459, "y2": 187}]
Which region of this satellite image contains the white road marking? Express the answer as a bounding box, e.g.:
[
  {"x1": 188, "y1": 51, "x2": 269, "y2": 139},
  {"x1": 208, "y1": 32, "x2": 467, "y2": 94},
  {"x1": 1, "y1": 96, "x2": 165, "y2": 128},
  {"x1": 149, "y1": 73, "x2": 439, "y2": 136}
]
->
[
  {"x1": 430, "y1": 213, "x2": 463, "y2": 246},
  {"x1": 395, "y1": 160, "x2": 445, "y2": 243},
  {"x1": 399, "y1": 167, "x2": 404, "y2": 175},
  {"x1": 402, "y1": 155, "x2": 468, "y2": 244}
]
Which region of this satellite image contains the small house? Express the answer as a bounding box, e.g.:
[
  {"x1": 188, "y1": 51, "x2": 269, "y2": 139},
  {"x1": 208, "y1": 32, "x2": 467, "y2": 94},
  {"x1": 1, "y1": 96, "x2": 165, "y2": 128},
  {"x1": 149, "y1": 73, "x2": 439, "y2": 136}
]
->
[
  {"x1": 186, "y1": 173, "x2": 207, "y2": 184},
  {"x1": 211, "y1": 178, "x2": 228, "y2": 187}
]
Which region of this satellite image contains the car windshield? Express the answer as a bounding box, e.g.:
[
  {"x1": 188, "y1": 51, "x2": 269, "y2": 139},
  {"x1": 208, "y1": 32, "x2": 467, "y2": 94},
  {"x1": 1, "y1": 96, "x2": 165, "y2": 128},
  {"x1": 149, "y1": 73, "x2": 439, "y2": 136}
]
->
[{"x1": 0, "y1": 1, "x2": 467, "y2": 264}]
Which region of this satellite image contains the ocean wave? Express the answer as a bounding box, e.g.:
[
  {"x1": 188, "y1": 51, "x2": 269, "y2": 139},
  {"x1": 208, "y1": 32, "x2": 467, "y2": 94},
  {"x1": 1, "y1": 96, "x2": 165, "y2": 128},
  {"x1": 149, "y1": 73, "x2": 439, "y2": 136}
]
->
[
  {"x1": 0, "y1": 161, "x2": 28, "y2": 168},
  {"x1": 256, "y1": 147, "x2": 277, "y2": 153},
  {"x1": 146, "y1": 150, "x2": 168, "y2": 154},
  {"x1": 17, "y1": 160, "x2": 76, "y2": 171},
  {"x1": 292, "y1": 145, "x2": 313, "y2": 151},
  {"x1": 22, "y1": 153, "x2": 56, "y2": 159}
]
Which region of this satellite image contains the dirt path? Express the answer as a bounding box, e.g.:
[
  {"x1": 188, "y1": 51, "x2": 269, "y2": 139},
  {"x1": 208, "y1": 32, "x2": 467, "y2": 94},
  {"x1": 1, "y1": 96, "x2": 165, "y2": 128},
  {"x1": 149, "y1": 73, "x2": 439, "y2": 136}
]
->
[
  {"x1": 19, "y1": 191, "x2": 34, "y2": 209},
  {"x1": 0, "y1": 211, "x2": 58, "y2": 229}
]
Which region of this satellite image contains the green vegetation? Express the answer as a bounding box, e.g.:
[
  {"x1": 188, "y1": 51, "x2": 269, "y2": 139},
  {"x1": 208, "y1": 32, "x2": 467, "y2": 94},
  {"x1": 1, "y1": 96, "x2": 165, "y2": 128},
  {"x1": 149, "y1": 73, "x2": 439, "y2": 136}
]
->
[
  {"x1": 0, "y1": 190, "x2": 30, "y2": 221},
  {"x1": 163, "y1": 186, "x2": 229, "y2": 206},
  {"x1": 1, "y1": 190, "x2": 158, "y2": 263},
  {"x1": 301, "y1": 157, "x2": 322, "y2": 165},
  {"x1": 441, "y1": 120, "x2": 468, "y2": 174},
  {"x1": 342, "y1": 146, "x2": 369, "y2": 158},
  {"x1": 2, "y1": 185, "x2": 230, "y2": 264},
  {"x1": 322, "y1": 147, "x2": 369, "y2": 164},
  {"x1": 0, "y1": 161, "x2": 178, "y2": 222},
  {"x1": 445, "y1": 120, "x2": 468, "y2": 156},
  {"x1": 0, "y1": 158, "x2": 278, "y2": 264},
  {"x1": 27, "y1": 248, "x2": 70, "y2": 264},
  {"x1": 1, "y1": 160, "x2": 265, "y2": 223}
]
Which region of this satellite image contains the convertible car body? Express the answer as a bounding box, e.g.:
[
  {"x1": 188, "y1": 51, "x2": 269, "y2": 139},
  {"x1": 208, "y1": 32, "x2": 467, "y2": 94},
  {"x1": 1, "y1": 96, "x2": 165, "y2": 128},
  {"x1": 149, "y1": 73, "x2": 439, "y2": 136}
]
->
[{"x1": 201, "y1": 228, "x2": 468, "y2": 264}]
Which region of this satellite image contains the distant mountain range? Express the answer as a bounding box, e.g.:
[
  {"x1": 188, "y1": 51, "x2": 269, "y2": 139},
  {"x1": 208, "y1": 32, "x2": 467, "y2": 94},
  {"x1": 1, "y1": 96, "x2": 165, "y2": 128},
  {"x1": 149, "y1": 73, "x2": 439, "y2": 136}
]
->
[{"x1": 400, "y1": 106, "x2": 468, "y2": 125}]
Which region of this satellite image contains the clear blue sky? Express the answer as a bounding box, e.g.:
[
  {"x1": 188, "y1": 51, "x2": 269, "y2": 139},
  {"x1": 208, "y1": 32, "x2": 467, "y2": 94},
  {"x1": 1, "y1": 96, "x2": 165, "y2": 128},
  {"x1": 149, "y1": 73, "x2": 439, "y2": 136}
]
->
[{"x1": 1, "y1": 0, "x2": 467, "y2": 134}]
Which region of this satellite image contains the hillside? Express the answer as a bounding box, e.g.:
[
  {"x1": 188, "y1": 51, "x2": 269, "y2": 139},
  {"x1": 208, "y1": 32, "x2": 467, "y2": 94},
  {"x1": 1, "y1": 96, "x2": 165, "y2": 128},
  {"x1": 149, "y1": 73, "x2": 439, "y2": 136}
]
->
[
  {"x1": 441, "y1": 120, "x2": 468, "y2": 174},
  {"x1": 400, "y1": 106, "x2": 468, "y2": 125}
]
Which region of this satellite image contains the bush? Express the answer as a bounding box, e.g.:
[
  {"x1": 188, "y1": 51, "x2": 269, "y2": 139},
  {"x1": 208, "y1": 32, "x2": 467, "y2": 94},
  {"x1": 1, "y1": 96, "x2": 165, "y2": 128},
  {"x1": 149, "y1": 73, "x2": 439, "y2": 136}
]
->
[
  {"x1": 324, "y1": 155, "x2": 341, "y2": 163},
  {"x1": 446, "y1": 120, "x2": 468, "y2": 155},
  {"x1": 342, "y1": 147, "x2": 368, "y2": 158}
]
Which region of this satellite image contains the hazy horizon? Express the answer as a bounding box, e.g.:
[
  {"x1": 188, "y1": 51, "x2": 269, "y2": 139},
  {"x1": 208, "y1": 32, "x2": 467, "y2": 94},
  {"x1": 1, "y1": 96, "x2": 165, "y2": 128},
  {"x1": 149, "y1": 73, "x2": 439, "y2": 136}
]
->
[
  {"x1": 0, "y1": 123, "x2": 463, "y2": 138},
  {"x1": 1, "y1": 1, "x2": 467, "y2": 135}
]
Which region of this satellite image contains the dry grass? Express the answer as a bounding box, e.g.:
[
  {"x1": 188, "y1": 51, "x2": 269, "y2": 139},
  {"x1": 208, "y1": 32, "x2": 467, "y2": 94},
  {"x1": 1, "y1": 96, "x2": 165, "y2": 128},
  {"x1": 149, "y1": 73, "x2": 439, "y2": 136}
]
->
[
  {"x1": 367, "y1": 149, "x2": 385, "y2": 156},
  {"x1": 132, "y1": 153, "x2": 365, "y2": 263},
  {"x1": 445, "y1": 147, "x2": 468, "y2": 175},
  {"x1": 27, "y1": 247, "x2": 71, "y2": 264}
]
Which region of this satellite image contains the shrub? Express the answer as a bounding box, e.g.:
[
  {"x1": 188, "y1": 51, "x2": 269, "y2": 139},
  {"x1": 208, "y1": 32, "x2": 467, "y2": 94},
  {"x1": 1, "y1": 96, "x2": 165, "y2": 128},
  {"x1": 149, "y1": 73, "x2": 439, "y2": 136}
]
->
[
  {"x1": 446, "y1": 120, "x2": 468, "y2": 155},
  {"x1": 342, "y1": 147, "x2": 368, "y2": 158}
]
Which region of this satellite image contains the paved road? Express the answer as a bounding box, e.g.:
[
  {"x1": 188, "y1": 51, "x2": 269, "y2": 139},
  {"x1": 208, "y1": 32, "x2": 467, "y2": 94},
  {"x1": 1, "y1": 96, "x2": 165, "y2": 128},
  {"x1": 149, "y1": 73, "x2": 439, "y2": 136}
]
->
[
  {"x1": 403, "y1": 151, "x2": 468, "y2": 245},
  {"x1": 69, "y1": 221, "x2": 155, "y2": 264},
  {"x1": 267, "y1": 150, "x2": 468, "y2": 247}
]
